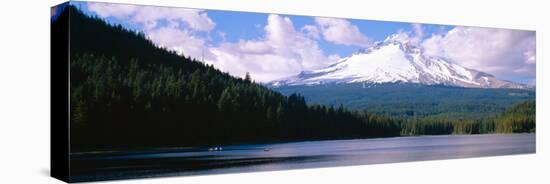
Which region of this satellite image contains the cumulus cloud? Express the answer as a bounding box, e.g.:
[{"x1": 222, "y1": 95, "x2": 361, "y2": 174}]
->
[
  {"x1": 130, "y1": 6, "x2": 215, "y2": 31},
  {"x1": 421, "y1": 27, "x2": 536, "y2": 83},
  {"x1": 87, "y1": 2, "x2": 138, "y2": 18},
  {"x1": 85, "y1": 2, "x2": 535, "y2": 84},
  {"x1": 146, "y1": 27, "x2": 212, "y2": 60},
  {"x1": 86, "y1": 2, "x2": 337, "y2": 82},
  {"x1": 301, "y1": 25, "x2": 321, "y2": 39},
  {"x1": 87, "y1": 2, "x2": 215, "y2": 31},
  {"x1": 86, "y1": 2, "x2": 216, "y2": 61},
  {"x1": 314, "y1": 17, "x2": 370, "y2": 47},
  {"x1": 207, "y1": 14, "x2": 337, "y2": 82},
  {"x1": 410, "y1": 23, "x2": 424, "y2": 44}
]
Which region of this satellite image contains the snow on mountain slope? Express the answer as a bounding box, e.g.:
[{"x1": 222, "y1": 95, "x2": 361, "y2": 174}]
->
[{"x1": 269, "y1": 33, "x2": 526, "y2": 89}]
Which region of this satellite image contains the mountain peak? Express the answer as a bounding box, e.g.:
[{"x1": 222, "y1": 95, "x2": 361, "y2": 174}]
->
[
  {"x1": 269, "y1": 36, "x2": 526, "y2": 89},
  {"x1": 383, "y1": 32, "x2": 412, "y2": 44},
  {"x1": 354, "y1": 32, "x2": 422, "y2": 56}
]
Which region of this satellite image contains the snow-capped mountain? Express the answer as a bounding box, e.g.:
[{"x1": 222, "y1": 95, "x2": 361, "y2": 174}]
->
[{"x1": 269, "y1": 33, "x2": 526, "y2": 89}]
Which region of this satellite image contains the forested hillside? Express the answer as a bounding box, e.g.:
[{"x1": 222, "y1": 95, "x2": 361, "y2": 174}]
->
[
  {"x1": 54, "y1": 6, "x2": 535, "y2": 152},
  {"x1": 59, "y1": 6, "x2": 401, "y2": 151}
]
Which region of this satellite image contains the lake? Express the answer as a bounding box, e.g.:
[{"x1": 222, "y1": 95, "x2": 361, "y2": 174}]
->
[{"x1": 70, "y1": 133, "x2": 535, "y2": 182}]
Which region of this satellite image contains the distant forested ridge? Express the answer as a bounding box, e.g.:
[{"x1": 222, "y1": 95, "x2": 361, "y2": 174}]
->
[
  {"x1": 274, "y1": 83, "x2": 535, "y2": 119},
  {"x1": 399, "y1": 101, "x2": 535, "y2": 135},
  {"x1": 54, "y1": 6, "x2": 535, "y2": 152},
  {"x1": 495, "y1": 101, "x2": 535, "y2": 133}
]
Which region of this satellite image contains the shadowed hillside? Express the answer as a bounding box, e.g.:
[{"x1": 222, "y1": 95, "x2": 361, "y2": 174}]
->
[{"x1": 52, "y1": 5, "x2": 535, "y2": 152}]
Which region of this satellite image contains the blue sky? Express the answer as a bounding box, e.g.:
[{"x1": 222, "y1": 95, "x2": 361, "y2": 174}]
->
[
  {"x1": 64, "y1": 1, "x2": 535, "y2": 84},
  {"x1": 76, "y1": 2, "x2": 450, "y2": 57}
]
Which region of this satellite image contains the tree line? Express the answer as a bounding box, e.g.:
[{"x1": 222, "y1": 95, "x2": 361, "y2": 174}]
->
[
  {"x1": 58, "y1": 5, "x2": 535, "y2": 152},
  {"x1": 69, "y1": 54, "x2": 402, "y2": 151},
  {"x1": 275, "y1": 83, "x2": 535, "y2": 120},
  {"x1": 69, "y1": 53, "x2": 535, "y2": 152},
  {"x1": 399, "y1": 101, "x2": 535, "y2": 136}
]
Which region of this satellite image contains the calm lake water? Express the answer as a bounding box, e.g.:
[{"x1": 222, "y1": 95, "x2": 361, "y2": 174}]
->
[{"x1": 70, "y1": 133, "x2": 535, "y2": 182}]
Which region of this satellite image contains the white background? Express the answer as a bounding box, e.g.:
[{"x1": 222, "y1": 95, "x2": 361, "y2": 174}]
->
[{"x1": 0, "y1": 0, "x2": 547, "y2": 183}]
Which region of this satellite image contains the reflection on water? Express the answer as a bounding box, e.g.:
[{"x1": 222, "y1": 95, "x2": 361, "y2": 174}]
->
[{"x1": 70, "y1": 133, "x2": 535, "y2": 182}]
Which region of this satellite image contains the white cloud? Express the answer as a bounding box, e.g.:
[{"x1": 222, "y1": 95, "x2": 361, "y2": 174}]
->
[
  {"x1": 410, "y1": 23, "x2": 424, "y2": 44},
  {"x1": 87, "y1": 3, "x2": 138, "y2": 18},
  {"x1": 524, "y1": 49, "x2": 536, "y2": 64},
  {"x1": 301, "y1": 25, "x2": 321, "y2": 39},
  {"x1": 207, "y1": 14, "x2": 338, "y2": 82},
  {"x1": 314, "y1": 17, "x2": 370, "y2": 47},
  {"x1": 86, "y1": 3, "x2": 336, "y2": 82},
  {"x1": 421, "y1": 27, "x2": 536, "y2": 82},
  {"x1": 86, "y1": 2, "x2": 216, "y2": 61},
  {"x1": 86, "y1": 2, "x2": 535, "y2": 84},
  {"x1": 87, "y1": 2, "x2": 215, "y2": 31},
  {"x1": 146, "y1": 27, "x2": 212, "y2": 60},
  {"x1": 130, "y1": 6, "x2": 215, "y2": 31}
]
